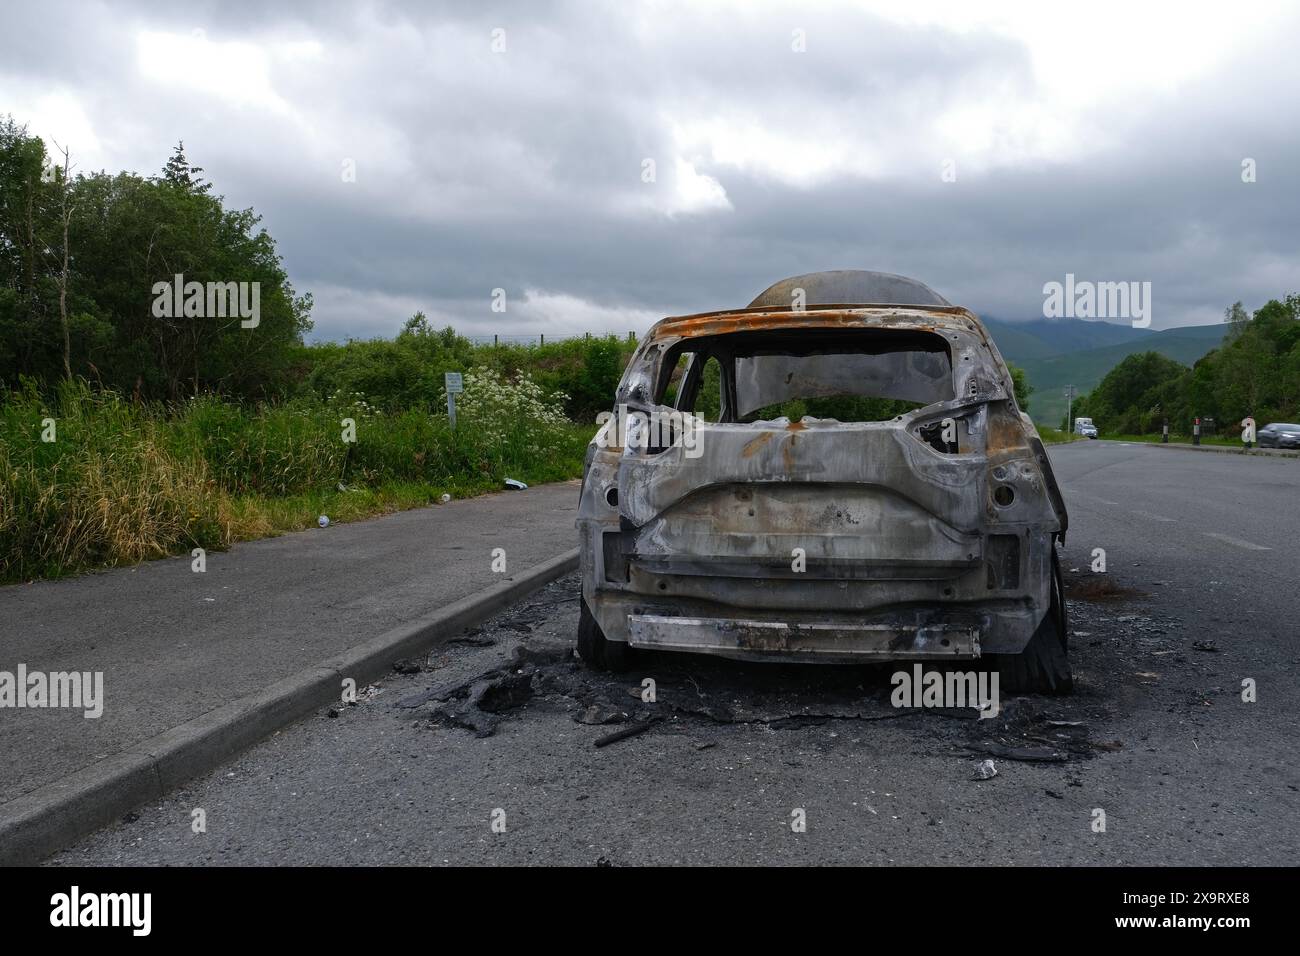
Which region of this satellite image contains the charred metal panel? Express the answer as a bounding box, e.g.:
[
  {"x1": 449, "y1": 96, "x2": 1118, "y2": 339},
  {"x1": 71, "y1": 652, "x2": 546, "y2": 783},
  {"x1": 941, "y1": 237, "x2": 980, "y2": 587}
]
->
[
  {"x1": 985, "y1": 534, "x2": 1021, "y2": 590},
  {"x1": 602, "y1": 530, "x2": 630, "y2": 583},
  {"x1": 628, "y1": 614, "x2": 979, "y2": 660},
  {"x1": 614, "y1": 418, "x2": 1001, "y2": 532},
  {"x1": 633, "y1": 483, "x2": 979, "y2": 575}
]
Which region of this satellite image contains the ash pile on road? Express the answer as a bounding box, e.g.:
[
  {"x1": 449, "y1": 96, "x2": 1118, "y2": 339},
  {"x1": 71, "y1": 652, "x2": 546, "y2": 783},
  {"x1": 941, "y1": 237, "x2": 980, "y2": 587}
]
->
[
  {"x1": 395, "y1": 639, "x2": 926, "y2": 738},
  {"x1": 379, "y1": 575, "x2": 1125, "y2": 764},
  {"x1": 392, "y1": 639, "x2": 1110, "y2": 766}
]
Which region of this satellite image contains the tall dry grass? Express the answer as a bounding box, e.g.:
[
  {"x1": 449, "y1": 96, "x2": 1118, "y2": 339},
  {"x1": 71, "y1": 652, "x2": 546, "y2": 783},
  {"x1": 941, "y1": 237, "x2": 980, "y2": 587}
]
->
[
  {"x1": 0, "y1": 381, "x2": 244, "y2": 580},
  {"x1": 0, "y1": 377, "x2": 590, "y2": 582}
]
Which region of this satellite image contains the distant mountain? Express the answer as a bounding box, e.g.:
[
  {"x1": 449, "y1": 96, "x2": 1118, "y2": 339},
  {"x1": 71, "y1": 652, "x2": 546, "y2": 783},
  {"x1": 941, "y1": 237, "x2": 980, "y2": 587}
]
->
[
  {"x1": 983, "y1": 317, "x2": 1156, "y2": 358},
  {"x1": 978, "y1": 317, "x2": 1228, "y2": 425}
]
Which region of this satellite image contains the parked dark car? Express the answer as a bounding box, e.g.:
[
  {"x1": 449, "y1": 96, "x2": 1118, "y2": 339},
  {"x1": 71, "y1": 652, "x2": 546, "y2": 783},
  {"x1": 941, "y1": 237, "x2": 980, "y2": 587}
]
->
[{"x1": 1258, "y1": 423, "x2": 1300, "y2": 448}]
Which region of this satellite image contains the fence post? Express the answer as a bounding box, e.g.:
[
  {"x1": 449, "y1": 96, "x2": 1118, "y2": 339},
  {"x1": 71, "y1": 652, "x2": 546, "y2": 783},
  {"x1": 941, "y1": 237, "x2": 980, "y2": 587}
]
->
[{"x1": 540, "y1": 333, "x2": 544, "y2": 346}]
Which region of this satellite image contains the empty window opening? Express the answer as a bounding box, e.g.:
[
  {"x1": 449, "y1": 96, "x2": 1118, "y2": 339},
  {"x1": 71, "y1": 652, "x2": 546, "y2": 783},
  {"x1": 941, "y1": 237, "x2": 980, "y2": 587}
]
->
[{"x1": 662, "y1": 328, "x2": 953, "y2": 424}]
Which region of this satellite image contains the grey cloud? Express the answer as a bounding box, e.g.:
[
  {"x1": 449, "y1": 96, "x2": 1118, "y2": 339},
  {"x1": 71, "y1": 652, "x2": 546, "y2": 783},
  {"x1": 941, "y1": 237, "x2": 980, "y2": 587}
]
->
[{"x1": 3, "y1": 0, "x2": 1298, "y2": 341}]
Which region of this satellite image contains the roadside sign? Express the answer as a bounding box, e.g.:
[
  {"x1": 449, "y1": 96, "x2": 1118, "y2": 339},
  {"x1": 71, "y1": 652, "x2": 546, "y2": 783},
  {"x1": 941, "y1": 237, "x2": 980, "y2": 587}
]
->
[{"x1": 445, "y1": 372, "x2": 464, "y2": 428}]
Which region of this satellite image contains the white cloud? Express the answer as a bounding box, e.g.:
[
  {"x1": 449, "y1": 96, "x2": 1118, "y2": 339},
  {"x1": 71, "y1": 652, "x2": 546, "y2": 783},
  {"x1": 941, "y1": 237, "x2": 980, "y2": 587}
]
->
[
  {"x1": 0, "y1": 86, "x2": 105, "y2": 170},
  {"x1": 135, "y1": 29, "x2": 301, "y2": 113},
  {"x1": 509, "y1": 289, "x2": 665, "y2": 334},
  {"x1": 671, "y1": 158, "x2": 731, "y2": 214},
  {"x1": 306, "y1": 284, "x2": 666, "y2": 343},
  {"x1": 672, "y1": 118, "x2": 859, "y2": 187}
]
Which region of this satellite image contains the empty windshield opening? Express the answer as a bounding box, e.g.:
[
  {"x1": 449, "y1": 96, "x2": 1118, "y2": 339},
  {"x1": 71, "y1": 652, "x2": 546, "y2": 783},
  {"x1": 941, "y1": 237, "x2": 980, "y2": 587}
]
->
[{"x1": 662, "y1": 328, "x2": 953, "y2": 424}]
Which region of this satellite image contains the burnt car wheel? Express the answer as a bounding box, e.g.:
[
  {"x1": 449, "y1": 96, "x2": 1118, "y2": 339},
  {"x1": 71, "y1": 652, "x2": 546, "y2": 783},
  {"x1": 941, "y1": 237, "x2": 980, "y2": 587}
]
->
[
  {"x1": 990, "y1": 548, "x2": 1072, "y2": 695},
  {"x1": 577, "y1": 597, "x2": 632, "y2": 671}
]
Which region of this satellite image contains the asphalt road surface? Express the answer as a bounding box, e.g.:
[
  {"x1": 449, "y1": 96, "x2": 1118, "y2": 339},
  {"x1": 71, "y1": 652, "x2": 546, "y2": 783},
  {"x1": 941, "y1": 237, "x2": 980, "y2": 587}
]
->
[{"x1": 49, "y1": 442, "x2": 1300, "y2": 865}]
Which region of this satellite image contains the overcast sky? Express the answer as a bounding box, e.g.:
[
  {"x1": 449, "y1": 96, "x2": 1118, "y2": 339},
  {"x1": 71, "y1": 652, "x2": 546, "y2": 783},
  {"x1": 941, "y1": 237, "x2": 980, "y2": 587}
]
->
[{"x1": 3, "y1": 0, "x2": 1299, "y2": 339}]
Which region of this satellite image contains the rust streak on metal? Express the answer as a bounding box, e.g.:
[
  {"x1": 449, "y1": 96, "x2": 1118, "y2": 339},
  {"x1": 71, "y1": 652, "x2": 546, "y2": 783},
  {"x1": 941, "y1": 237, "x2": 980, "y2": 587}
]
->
[
  {"x1": 986, "y1": 408, "x2": 1025, "y2": 455},
  {"x1": 648, "y1": 305, "x2": 979, "y2": 342},
  {"x1": 741, "y1": 432, "x2": 774, "y2": 458}
]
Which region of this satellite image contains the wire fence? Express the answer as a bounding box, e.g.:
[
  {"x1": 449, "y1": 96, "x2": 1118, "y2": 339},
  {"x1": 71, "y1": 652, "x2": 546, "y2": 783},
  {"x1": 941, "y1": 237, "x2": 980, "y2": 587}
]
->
[{"x1": 462, "y1": 331, "x2": 639, "y2": 346}]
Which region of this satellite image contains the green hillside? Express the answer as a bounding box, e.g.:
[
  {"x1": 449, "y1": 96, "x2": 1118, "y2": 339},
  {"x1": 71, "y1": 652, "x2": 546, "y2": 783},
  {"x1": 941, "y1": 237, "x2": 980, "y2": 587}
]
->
[
  {"x1": 978, "y1": 318, "x2": 1227, "y2": 425},
  {"x1": 979, "y1": 318, "x2": 1064, "y2": 361},
  {"x1": 982, "y1": 317, "x2": 1155, "y2": 358}
]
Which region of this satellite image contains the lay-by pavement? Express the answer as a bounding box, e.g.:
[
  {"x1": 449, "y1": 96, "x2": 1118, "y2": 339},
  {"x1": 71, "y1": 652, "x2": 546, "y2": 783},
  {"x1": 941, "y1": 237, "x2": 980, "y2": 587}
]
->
[{"x1": 0, "y1": 481, "x2": 581, "y2": 807}]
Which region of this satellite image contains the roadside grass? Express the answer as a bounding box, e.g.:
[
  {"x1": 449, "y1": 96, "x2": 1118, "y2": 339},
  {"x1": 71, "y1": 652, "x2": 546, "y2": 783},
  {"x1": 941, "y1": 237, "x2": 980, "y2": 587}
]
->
[
  {"x1": 0, "y1": 379, "x2": 593, "y2": 584},
  {"x1": 1101, "y1": 432, "x2": 1241, "y2": 447},
  {"x1": 1038, "y1": 427, "x2": 1083, "y2": 444}
]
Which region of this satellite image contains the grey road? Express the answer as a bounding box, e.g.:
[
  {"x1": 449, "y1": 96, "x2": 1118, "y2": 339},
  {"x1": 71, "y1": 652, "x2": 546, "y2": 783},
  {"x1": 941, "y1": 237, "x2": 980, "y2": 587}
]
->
[{"x1": 47, "y1": 442, "x2": 1300, "y2": 865}]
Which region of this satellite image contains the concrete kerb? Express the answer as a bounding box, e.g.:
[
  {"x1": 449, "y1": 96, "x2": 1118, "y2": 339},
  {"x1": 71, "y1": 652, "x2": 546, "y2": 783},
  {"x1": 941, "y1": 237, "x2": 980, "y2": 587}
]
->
[
  {"x1": 1143, "y1": 442, "x2": 1298, "y2": 458},
  {"x1": 0, "y1": 548, "x2": 579, "y2": 866}
]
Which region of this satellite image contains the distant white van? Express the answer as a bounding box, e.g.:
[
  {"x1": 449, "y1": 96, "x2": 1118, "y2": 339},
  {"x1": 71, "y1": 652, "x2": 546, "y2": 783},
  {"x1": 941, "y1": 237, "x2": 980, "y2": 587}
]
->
[{"x1": 1073, "y1": 417, "x2": 1098, "y2": 439}]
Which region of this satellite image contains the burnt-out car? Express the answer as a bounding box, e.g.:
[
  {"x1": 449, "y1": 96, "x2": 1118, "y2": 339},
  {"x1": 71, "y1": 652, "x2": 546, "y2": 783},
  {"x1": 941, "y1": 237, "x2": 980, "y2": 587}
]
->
[{"x1": 576, "y1": 271, "x2": 1071, "y2": 692}]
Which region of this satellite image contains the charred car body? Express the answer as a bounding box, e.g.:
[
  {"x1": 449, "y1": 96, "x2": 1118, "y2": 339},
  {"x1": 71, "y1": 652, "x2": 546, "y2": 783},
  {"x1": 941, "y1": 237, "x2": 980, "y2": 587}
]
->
[{"x1": 576, "y1": 271, "x2": 1071, "y2": 692}]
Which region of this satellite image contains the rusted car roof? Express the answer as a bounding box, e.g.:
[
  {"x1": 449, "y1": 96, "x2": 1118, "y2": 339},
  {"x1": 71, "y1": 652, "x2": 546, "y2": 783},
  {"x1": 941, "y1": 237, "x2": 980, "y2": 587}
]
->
[
  {"x1": 646, "y1": 304, "x2": 985, "y2": 342},
  {"x1": 747, "y1": 270, "x2": 952, "y2": 308},
  {"x1": 645, "y1": 270, "x2": 977, "y2": 341}
]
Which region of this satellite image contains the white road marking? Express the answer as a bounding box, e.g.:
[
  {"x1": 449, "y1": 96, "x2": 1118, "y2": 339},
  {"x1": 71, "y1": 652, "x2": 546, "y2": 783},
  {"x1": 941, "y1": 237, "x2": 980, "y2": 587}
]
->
[
  {"x1": 1202, "y1": 532, "x2": 1271, "y2": 551},
  {"x1": 1133, "y1": 510, "x2": 1176, "y2": 522},
  {"x1": 1066, "y1": 491, "x2": 1121, "y2": 506}
]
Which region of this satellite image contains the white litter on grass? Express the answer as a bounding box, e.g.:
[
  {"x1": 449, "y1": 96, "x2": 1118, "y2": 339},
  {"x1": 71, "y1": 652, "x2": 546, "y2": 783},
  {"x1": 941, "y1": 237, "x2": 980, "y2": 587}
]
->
[
  {"x1": 504, "y1": 478, "x2": 528, "y2": 490},
  {"x1": 318, "y1": 515, "x2": 330, "y2": 528},
  {"x1": 439, "y1": 493, "x2": 452, "y2": 503}
]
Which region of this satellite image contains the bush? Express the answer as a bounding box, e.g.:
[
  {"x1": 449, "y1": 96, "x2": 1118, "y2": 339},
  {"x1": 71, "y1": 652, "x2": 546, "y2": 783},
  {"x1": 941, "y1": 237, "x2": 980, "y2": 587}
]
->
[{"x1": 298, "y1": 329, "x2": 637, "y2": 427}]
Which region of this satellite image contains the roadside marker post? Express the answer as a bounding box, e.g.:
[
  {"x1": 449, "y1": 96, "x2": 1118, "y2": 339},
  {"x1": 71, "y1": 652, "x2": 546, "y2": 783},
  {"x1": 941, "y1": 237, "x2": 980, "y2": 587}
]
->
[
  {"x1": 1193, "y1": 417, "x2": 1201, "y2": 446},
  {"x1": 1162, "y1": 418, "x2": 1169, "y2": 443}
]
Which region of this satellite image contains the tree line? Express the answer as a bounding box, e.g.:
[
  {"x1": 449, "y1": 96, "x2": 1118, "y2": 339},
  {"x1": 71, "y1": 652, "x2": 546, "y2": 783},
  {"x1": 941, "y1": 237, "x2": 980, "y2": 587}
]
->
[
  {"x1": 0, "y1": 117, "x2": 312, "y2": 401},
  {"x1": 1067, "y1": 298, "x2": 1300, "y2": 434},
  {"x1": 0, "y1": 116, "x2": 640, "y2": 423}
]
